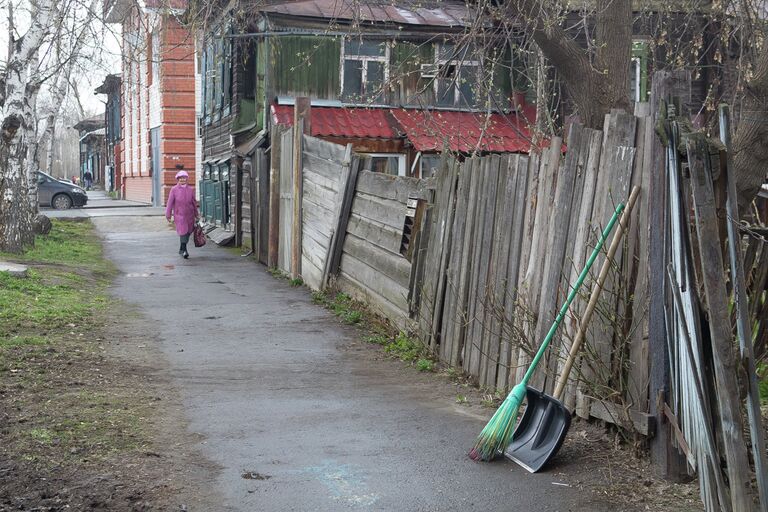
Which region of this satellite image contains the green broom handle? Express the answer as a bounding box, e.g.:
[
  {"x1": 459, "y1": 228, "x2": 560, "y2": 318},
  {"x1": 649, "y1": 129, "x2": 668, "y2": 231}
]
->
[{"x1": 520, "y1": 201, "x2": 626, "y2": 386}]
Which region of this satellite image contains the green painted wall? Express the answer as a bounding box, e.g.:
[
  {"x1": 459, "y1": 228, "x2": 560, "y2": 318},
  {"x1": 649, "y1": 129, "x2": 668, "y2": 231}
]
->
[
  {"x1": 271, "y1": 36, "x2": 341, "y2": 100},
  {"x1": 491, "y1": 44, "x2": 513, "y2": 111},
  {"x1": 391, "y1": 41, "x2": 435, "y2": 105}
]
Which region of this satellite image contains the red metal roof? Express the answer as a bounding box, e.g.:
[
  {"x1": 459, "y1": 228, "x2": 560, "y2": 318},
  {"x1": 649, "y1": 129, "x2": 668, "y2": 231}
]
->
[
  {"x1": 390, "y1": 109, "x2": 534, "y2": 153},
  {"x1": 272, "y1": 104, "x2": 535, "y2": 153},
  {"x1": 261, "y1": 0, "x2": 471, "y2": 27},
  {"x1": 272, "y1": 105, "x2": 399, "y2": 139}
]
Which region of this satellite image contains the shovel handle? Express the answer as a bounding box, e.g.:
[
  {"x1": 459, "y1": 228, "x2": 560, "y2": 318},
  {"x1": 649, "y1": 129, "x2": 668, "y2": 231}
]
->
[{"x1": 553, "y1": 186, "x2": 641, "y2": 401}]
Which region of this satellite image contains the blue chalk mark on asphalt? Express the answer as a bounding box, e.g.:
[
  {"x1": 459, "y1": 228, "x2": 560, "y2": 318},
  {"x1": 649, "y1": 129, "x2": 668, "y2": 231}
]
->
[{"x1": 295, "y1": 460, "x2": 379, "y2": 507}]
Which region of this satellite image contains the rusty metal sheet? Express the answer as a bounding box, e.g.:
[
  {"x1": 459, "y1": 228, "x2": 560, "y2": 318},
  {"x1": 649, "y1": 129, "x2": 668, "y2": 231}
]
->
[{"x1": 261, "y1": 0, "x2": 472, "y2": 27}]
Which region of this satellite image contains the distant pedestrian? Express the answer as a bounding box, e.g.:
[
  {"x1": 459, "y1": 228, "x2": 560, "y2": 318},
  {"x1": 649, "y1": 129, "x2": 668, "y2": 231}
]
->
[
  {"x1": 71, "y1": 176, "x2": 77, "y2": 185},
  {"x1": 83, "y1": 170, "x2": 93, "y2": 190},
  {"x1": 165, "y1": 170, "x2": 199, "y2": 259}
]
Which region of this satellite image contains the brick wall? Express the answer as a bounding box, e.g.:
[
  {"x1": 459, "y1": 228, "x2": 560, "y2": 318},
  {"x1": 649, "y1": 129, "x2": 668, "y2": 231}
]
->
[
  {"x1": 124, "y1": 176, "x2": 153, "y2": 203},
  {"x1": 118, "y1": 11, "x2": 196, "y2": 206},
  {"x1": 159, "y1": 18, "x2": 196, "y2": 205}
]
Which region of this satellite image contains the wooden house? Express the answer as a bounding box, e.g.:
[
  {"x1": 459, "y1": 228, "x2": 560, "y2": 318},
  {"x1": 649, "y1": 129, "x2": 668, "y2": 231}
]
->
[
  {"x1": 105, "y1": 0, "x2": 197, "y2": 206},
  {"x1": 95, "y1": 74, "x2": 123, "y2": 196},
  {"x1": 73, "y1": 115, "x2": 107, "y2": 188},
  {"x1": 197, "y1": 0, "x2": 535, "y2": 252}
]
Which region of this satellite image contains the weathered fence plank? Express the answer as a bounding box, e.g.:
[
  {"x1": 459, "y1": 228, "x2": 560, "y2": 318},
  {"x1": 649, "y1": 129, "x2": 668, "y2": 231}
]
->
[
  {"x1": 464, "y1": 158, "x2": 491, "y2": 376},
  {"x1": 627, "y1": 103, "x2": 652, "y2": 414},
  {"x1": 496, "y1": 154, "x2": 530, "y2": 390},
  {"x1": 688, "y1": 134, "x2": 756, "y2": 512},
  {"x1": 514, "y1": 140, "x2": 562, "y2": 383},
  {"x1": 532, "y1": 127, "x2": 579, "y2": 392},
  {"x1": 482, "y1": 155, "x2": 516, "y2": 388},
  {"x1": 278, "y1": 129, "x2": 294, "y2": 274},
  {"x1": 475, "y1": 156, "x2": 502, "y2": 386},
  {"x1": 577, "y1": 112, "x2": 636, "y2": 417}
]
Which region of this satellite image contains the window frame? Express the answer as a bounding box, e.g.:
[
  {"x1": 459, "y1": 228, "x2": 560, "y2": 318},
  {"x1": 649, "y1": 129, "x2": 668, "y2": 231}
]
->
[
  {"x1": 419, "y1": 153, "x2": 442, "y2": 178},
  {"x1": 340, "y1": 39, "x2": 390, "y2": 104},
  {"x1": 201, "y1": 25, "x2": 234, "y2": 124},
  {"x1": 151, "y1": 29, "x2": 160, "y2": 86},
  {"x1": 433, "y1": 42, "x2": 481, "y2": 108},
  {"x1": 365, "y1": 153, "x2": 406, "y2": 177}
]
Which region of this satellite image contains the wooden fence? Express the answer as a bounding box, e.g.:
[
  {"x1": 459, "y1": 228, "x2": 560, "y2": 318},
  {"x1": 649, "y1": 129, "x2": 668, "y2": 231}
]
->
[
  {"x1": 336, "y1": 170, "x2": 431, "y2": 326},
  {"x1": 267, "y1": 112, "x2": 654, "y2": 434},
  {"x1": 271, "y1": 128, "x2": 431, "y2": 323},
  {"x1": 258, "y1": 88, "x2": 767, "y2": 502},
  {"x1": 411, "y1": 111, "x2": 652, "y2": 432}
]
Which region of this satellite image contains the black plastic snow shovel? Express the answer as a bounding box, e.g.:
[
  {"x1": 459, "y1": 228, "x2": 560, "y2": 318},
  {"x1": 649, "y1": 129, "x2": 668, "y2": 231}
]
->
[{"x1": 504, "y1": 186, "x2": 640, "y2": 473}]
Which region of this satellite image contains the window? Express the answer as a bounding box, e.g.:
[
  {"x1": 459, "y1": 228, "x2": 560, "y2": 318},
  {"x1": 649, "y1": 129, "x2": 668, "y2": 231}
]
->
[
  {"x1": 630, "y1": 40, "x2": 649, "y2": 103},
  {"x1": 420, "y1": 154, "x2": 441, "y2": 178},
  {"x1": 434, "y1": 43, "x2": 480, "y2": 108},
  {"x1": 341, "y1": 39, "x2": 389, "y2": 103},
  {"x1": 240, "y1": 40, "x2": 257, "y2": 100},
  {"x1": 151, "y1": 30, "x2": 160, "y2": 85},
  {"x1": 201, "y1": 26, "x2": 233, "y2": 123},
  {"x1": 364, "y1": 153, "x2": 406, "y2": 176}
]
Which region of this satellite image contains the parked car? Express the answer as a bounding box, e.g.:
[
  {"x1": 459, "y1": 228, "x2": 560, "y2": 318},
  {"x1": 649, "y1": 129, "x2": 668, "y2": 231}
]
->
[{"x1": 36, "y1": 171, "x2": 88, "y2": 209}]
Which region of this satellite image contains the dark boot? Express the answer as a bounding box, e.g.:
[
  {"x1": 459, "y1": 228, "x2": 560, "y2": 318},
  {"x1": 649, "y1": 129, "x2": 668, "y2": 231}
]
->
[
  {"x1": 182, "y1": 243, "x2": 189, "y2": 259},
  {"x1": 179, "y1": 242, "x2": 184, "y2": 255}
]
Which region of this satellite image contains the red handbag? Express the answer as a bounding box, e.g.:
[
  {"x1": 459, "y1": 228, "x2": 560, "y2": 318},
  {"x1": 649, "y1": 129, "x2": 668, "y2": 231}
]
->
[{"x1": 193, "y1": 223, "x2": 206, "y2": 247}]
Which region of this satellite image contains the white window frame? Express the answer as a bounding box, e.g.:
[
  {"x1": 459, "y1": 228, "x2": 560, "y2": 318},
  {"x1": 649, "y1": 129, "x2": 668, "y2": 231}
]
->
[
  {"x1": 365, "y1": 153, "x2": 406, "y2": 176},
  {"x1": 340, "y1": 40, "x2": 390, "y2": 102},
  {"x1": 151, "y1": 30, "x2": 160, "y2": 85},
  {"x1": 434, "y1": 42, "x2": 481, "y2": 107}
]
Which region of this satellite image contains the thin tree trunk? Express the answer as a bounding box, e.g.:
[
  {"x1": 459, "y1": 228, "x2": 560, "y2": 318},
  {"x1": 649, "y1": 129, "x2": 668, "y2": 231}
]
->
[{"x1": 43, "y1": 123, "x2": 56, "y2": 174}]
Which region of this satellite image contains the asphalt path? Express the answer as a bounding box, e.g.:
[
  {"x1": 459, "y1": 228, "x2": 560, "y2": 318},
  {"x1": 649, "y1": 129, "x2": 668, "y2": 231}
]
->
[{"x1": 94, "y1": 215, "x2": 620, "y2": 512}]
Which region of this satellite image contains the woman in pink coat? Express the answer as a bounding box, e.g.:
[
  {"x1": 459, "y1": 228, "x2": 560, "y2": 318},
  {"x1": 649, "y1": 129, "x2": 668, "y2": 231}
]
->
[{"x1": 165, "y1": 170, "x2": 199, "y2": 259}]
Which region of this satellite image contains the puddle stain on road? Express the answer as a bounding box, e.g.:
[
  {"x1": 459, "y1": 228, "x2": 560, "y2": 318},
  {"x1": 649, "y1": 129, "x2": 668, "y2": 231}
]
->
[{"x1": 292, "y1": 460, "x2": 379, "y2": 507}]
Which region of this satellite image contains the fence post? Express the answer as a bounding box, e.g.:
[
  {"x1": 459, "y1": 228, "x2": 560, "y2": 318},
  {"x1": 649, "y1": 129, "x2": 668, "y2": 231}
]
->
[
  {"x1": 268, "y1": 127, "x2": 282, "y2": 268},
  {"x1": 648, "y1": 71, "x2": 689, "y2": 481},
  {"x1": 291, "y1": 97, "x2": 311, "y2": 279}
]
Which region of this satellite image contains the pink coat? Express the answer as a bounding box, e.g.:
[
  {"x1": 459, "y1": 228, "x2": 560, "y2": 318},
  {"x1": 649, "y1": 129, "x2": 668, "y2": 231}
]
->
[{"x1": 165, "y1": 184, "x2": 198, "y2": 236}]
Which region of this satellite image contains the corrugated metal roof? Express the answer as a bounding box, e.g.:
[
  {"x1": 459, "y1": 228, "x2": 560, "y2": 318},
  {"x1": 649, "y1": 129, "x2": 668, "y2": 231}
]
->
[
  {"x1": 261, "y1": 0, "x2": 472, "y2": 27},
  {"x1": 272, "y1": 105, "x2": 399, "y2": 138},
  {"x1": 272, "y1": 104, "x2": 535, "y2": 153},
  {"x1": 391, "y1": 109, "x2": 534, "y2": 153}
]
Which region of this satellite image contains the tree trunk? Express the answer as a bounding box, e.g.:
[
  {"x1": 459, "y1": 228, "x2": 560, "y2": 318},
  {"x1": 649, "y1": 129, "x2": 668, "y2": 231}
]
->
[
  {"x1": 0, "y1": 0, "x2": 55, "y2": 251},
  {"x1": 732, "y1": 52, "x2": 768, "y2": 210},
  {"x1": 507, "y1": 0, "x2": 632, "y2": 129},
  {"x1": 1, "y1": 117, "x2": 35, "y2": 253}
]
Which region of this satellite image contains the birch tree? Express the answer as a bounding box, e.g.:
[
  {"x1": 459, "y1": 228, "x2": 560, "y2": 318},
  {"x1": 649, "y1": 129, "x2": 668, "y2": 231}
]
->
[
  {"x1": 0, "y1": 0, "x2": 56, "y2": 253},
  {"x1": 0, "y1": 0, "x2": 106, "y2": 252},
  {"x1": 27, "y1": 0, "x2": 100, "y2": 211}
]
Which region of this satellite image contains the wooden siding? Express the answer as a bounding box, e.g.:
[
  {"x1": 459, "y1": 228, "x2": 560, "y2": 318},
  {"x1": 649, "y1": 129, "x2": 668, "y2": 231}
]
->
[
  {"x1": 202, "y1": 116, "x2": 233, "y2": 160},
  {"x1": 391, "y1": 41, "x2": 435, "y2": 105},
  {"x1": 270, "y1": 36, "x2": 341, "y2": 101}
]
